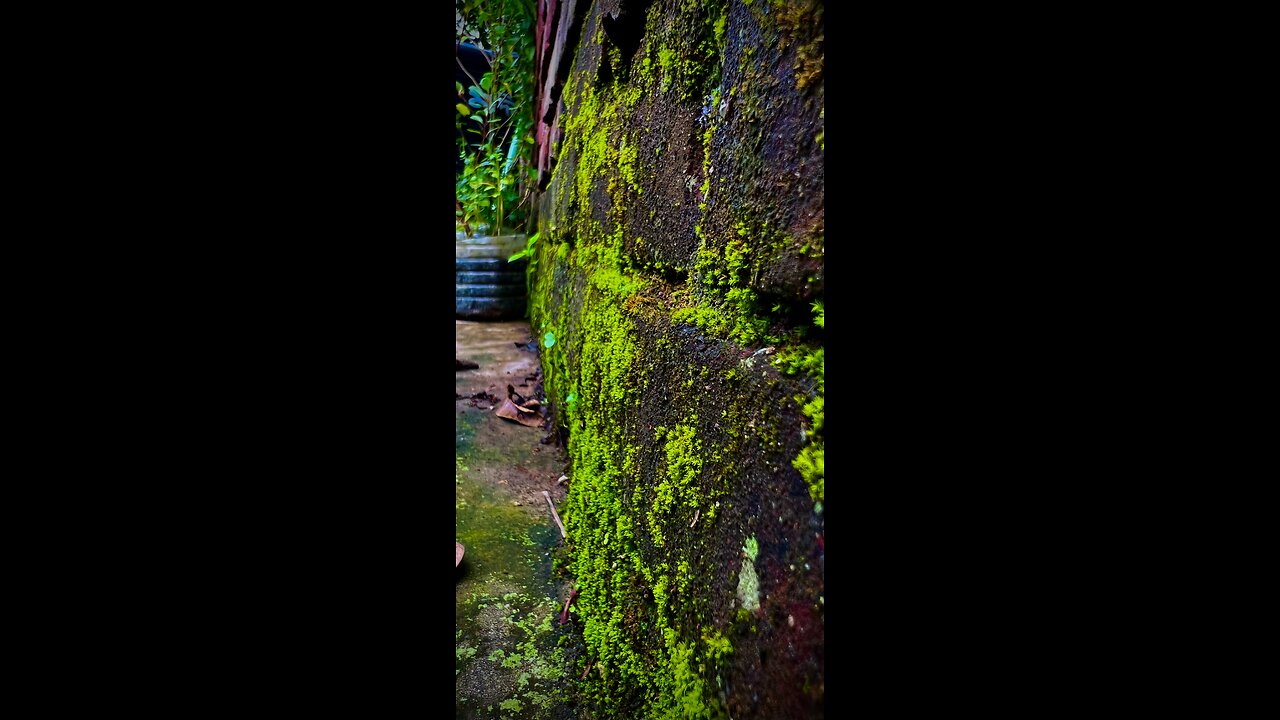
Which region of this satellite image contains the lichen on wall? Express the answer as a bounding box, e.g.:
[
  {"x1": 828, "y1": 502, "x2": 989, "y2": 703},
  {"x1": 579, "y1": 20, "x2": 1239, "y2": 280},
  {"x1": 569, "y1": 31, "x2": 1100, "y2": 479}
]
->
[
  {"x1": 736, "y1": 536, "x2": 761, "y2": 612},
  {"x1": 530, "y1": 1, "x2": 824, "y2": 718}
]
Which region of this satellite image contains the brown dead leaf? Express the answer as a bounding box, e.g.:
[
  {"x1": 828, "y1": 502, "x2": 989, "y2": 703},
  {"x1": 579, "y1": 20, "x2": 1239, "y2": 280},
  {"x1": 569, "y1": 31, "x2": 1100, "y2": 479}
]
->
[{"x1": 496, "y1": 398, "x2": 546, "y2": 427}]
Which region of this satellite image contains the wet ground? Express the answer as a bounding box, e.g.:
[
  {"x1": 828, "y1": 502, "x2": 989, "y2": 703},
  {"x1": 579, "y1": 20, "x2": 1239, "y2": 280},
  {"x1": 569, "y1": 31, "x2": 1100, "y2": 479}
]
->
[{"x1": 456, "y1": 320, "x2": 583, "y2": 720}]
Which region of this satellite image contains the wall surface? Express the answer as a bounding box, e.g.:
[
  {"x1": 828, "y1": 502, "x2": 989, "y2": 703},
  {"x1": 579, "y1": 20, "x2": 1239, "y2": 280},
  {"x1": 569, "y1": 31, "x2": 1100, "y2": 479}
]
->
[{"x1": 530, "y1": 1, "x2": 824, "y2": 717}]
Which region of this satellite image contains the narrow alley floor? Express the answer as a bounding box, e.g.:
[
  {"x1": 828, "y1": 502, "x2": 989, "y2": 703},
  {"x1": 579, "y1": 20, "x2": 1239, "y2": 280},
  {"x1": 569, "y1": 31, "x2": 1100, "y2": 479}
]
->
[{"x1": 455, "y1": 320, "x2": 583, "y2": 720}]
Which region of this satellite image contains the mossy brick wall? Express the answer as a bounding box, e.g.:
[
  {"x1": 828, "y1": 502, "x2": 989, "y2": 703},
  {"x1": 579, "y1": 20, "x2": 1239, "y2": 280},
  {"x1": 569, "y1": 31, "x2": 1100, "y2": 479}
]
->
[{"x1": 530, "y1": 1, "x2": 824, "y2": 718}]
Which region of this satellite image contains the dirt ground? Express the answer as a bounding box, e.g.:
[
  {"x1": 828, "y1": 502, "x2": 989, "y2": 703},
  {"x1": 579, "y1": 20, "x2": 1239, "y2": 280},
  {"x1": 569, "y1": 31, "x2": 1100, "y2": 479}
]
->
[
  {"x1": 455, "y1": 320, "x2": 583, "y2": 720},
  {"x1": 455, "y1": 320, "x2": 568, "y2": 511}
]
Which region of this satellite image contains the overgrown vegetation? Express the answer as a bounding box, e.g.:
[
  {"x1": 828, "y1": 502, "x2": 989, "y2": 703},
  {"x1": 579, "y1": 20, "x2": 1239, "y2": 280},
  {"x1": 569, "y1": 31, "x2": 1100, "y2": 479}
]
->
[{"x1": 455, "y1": 0, "x2": 538, "y2": 236}]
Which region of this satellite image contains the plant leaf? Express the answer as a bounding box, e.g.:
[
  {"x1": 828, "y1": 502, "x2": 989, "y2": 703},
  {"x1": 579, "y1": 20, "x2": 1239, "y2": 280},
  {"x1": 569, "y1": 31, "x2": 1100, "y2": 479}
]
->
[{"x1": 502, "y1": 135, "x2": 521, "y2": 175}]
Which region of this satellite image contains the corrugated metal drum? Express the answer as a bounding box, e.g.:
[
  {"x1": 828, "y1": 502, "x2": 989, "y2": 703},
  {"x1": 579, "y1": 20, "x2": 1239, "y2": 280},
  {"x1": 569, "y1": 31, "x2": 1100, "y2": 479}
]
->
[{"x1": 456, "y1": 231, "x2": 528, "y2": 320}]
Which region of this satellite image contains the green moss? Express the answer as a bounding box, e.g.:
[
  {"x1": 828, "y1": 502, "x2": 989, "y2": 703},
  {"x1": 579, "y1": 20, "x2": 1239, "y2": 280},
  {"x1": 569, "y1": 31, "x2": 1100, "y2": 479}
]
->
[
  {"x1": 618, "y1": 139, "x2": 641, "y2": 196},
  {"x1": 663, "y1": 637, "x2": 719, "y2": 719},
  {"x1": 669, "y1": 305, "x2": 723, "y2": 338},
  {"x1": 658, "y1": 46, "x2": 677, "y2": 93},
  {"x1": 679, "y1": 216, "x2": 801, "y2": 348},
  {"x1": 702, "y1": 630, "x2": 732, "y2": 663},
  {"x1": 523, "y1": 1, "x2": 819, "y2": 715},
  {"x1": 639, "y1": 0, "x2": 726, "y2": 102},
  {"x1": 640, "y1": 52, "x2": 655, "y2": 86},
  {"x1": 647, "y1": 422, "x2": 707, "y2": 548},
  {"x1": 677, "y1": 559, "x2": 692, "y2": 595},
  {"x1": 457, "y1": 591, "x2": 571, "y2": 711},
  {"x1": 792, "y1": 444, "x2": 824, "y2": 506},
  {"x1": 785, "y1": 302, "x2": 825, "y2": 505},
  {"x1": 531, "y1": 226, "x2": 734, "y2": 719}
]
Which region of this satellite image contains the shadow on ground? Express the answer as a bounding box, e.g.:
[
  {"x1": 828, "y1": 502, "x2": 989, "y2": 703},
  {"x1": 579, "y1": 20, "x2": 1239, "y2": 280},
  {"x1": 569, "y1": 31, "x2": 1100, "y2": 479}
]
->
[{"x1": 456, "y1": 320, "x2": 584, "y2": 720}]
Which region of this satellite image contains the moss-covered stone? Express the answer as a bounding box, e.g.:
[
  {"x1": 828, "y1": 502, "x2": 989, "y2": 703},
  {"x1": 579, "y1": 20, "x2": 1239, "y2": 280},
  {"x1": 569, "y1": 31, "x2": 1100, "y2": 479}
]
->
[{"x1": 528, "y1": 1, "x2": 823, "y2": 718}]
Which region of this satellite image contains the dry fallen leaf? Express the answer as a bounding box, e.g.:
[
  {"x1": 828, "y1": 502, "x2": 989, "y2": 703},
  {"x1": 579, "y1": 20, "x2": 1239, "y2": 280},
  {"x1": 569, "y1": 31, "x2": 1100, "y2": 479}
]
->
[
  {"x1": 495, "y1": 383, "x2": 546, "y2": 427},
  {"x1": 496, "y1": 398, "x2": 545, "y2": 427}
]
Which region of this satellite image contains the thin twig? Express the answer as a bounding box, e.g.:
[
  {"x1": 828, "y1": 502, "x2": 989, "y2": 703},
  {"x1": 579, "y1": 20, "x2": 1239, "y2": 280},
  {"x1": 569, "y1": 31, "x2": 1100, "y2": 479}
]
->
[
  {"x1": 560, "y1": 587, "x2": 579, "y2": 624},
  {"x1": 689, "y1": 509, "x2": 700, "y2": 529},
  {"x1": 581, "y1": 661, "x2": 593, "y2": 680},
  {"x1": 543, "y1": 490, "x2": 567, "y2": 539}
]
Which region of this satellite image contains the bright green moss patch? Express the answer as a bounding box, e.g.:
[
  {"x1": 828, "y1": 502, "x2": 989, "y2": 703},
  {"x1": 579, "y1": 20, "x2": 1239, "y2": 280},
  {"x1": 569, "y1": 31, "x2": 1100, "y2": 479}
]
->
[
  {"x1": 663, "y1": 637, "x2": 719, "y2": 720},
  {"x1": 793, "y1": 444, "x2": 824, "y2": 505},
  {"x1": 647, "y1": 422, "x2": 706, "y2": 548},
  {"x1": 713, "y1": 10, "x2": 728, "y2": 51},
  {"x1": 703, "y1": 630, "x2": 732, "y2": 664},
  {"x1": 658, "y1": 46, "x2": 677, "y2": 93},
  {"x1": 618, "y1": 139, "x2": 641, "y2": 195},
  {"x1": 782, "y1": 302, "x2": 825, "y2": 505}
]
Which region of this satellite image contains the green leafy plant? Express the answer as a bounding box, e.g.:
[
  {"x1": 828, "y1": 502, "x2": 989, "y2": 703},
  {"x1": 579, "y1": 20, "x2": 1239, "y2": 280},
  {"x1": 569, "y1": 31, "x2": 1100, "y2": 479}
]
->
[
  {"x1": 507, "y1": 231, "x2": 540, "y2": 262},
  {"x1": 508, "y1": 230, "x2": 540, "y2": 303},
  {"x1": 455, "y1": 1, "x2": 537, "y2": 238}
]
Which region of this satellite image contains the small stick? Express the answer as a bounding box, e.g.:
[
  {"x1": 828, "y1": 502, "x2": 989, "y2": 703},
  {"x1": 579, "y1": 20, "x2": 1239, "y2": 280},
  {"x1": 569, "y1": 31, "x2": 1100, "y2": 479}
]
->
[
  {"x1": 581, "y1": 660, "x2": 593, "y2": 680},
  {"x1": 543, "y1": 490, "x2": 567, "y2": 539},
  {"x1": 560, "y1": 587, "x2": 580, "y2": 624},
  {"x1": 689, "y1": 509, "x2": 700, "y2": 528}
]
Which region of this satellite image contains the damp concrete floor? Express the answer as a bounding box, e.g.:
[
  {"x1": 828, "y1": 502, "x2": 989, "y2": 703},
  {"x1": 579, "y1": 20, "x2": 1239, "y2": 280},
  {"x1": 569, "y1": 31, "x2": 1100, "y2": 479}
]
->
[{"x1": 455, "y1": 319, "x2": 584, "y2": 720}]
